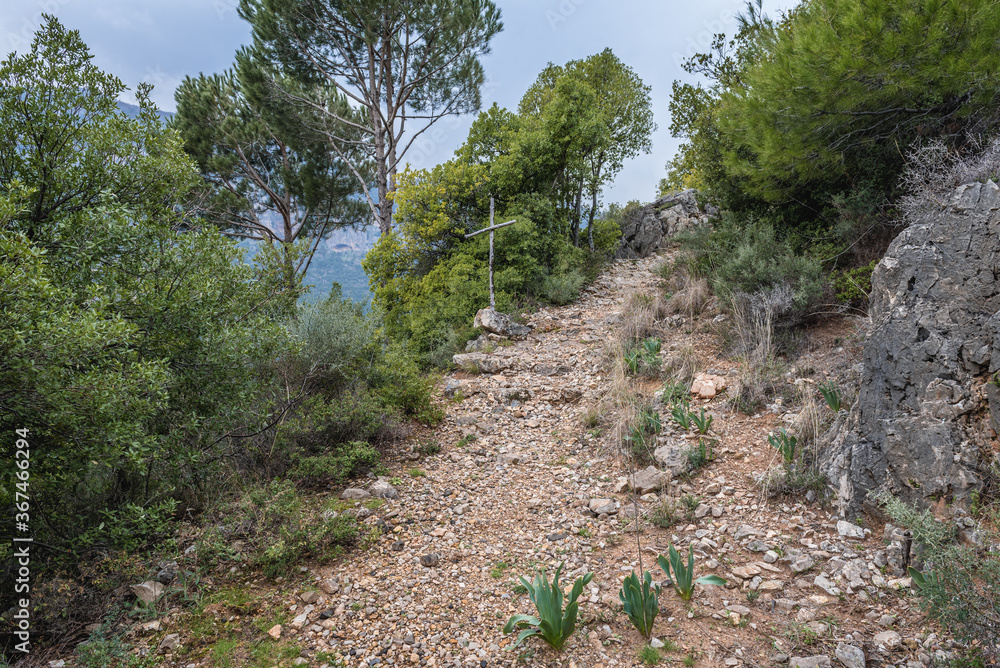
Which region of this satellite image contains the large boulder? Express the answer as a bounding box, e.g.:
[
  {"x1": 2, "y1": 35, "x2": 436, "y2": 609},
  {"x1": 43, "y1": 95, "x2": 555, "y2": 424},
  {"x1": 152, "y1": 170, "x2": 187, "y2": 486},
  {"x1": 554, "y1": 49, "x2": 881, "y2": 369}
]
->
[
  {"x1": 615, "y1": 190, "x2": 715, "y2": 259},
  {"x1": 821, "y1": 181, "x2": 1000, "y2": 517}
]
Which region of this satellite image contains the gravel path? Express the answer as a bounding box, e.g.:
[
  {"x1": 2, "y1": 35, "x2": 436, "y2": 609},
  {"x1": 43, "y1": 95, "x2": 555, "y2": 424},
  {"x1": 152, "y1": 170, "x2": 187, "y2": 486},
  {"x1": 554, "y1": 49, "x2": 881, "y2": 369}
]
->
[{"x1": 269, "y1": 255, "x2": 958, "y2": 668}]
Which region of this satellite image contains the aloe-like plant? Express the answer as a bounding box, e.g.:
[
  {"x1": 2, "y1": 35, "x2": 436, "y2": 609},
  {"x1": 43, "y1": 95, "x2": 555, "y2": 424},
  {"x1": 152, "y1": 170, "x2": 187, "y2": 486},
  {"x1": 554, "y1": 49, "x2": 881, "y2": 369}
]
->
[
  {"x1": 908, "y1": 566, "x2": 942, "y2": 593},
  {"x1": 642, "y1": 337, "x2": 662, "y2": 356},
  {"x1": 620, "y1": 570, "x2": 660, "y2": 639},
  {"x1": 641, "y1": 407, "x2": 662, "y2": 434},
  {"x1": 689, "y1": 407, "x2": 713, "y2": 434},
  {"x1": 819, "y1": 381, "x2": 842, "y2": 412},
  {"x1": 767, "y1": 428, "x2": 797, "y2": 464},
  {"x1": 625, "y1": 350, "x2": 641, "y2": 375},
  {"x1": 502, "y1": 563, "x2": 594, "y2": 650},
  {"x1": 670, "y1": 402, "x2": 691, "y2": 430},
  {"x1": 657, "y1": 544, "x2": 726, "y2": 601}
]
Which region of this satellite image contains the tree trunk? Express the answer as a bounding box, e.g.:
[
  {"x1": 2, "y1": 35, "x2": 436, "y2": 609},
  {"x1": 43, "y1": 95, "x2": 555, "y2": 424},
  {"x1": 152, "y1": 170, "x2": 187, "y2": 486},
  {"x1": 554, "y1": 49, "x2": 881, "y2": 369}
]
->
[
  {"x1": 571, "y1": 183, "x2": 583, "y2": 247},
  {"x1": 587, "y1": 184, "x2": 598, "y2": 251}
]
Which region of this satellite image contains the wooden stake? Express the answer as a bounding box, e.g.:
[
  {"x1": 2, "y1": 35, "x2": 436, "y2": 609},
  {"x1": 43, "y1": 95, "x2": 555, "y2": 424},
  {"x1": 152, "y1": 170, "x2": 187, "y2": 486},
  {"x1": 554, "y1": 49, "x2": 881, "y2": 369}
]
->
[{"x1": 465, "y1": 195, "x2": 518, "y2": 310}]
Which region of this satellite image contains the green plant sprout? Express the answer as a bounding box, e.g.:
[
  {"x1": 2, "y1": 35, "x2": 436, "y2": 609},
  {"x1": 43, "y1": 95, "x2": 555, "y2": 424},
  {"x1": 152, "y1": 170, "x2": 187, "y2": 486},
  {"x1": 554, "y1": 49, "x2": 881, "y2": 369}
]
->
[
  {"x1": 657, "y1": 544, "x2": 726, "y2": 601},
  {"x1": 502, "y1": 562, "x2": 593, "y2": 650}
]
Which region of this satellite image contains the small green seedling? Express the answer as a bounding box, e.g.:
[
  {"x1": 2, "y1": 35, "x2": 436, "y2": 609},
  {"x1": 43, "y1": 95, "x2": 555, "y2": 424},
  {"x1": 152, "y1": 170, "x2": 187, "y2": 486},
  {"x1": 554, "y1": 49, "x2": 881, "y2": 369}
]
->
[{"x1": 767, "y1": 428, "x2": 797, "y2": 464}]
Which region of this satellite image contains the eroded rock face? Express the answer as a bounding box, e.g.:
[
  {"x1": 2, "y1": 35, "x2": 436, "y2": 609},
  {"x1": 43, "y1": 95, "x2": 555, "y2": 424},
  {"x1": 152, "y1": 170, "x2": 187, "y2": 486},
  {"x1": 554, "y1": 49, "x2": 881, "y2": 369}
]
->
[
  {"x1": 615, "y1": 189, "x2": 715, "y2": 259},
  {"x1": 822, "y1": 181, "x2": 1000, "y2": 517}
]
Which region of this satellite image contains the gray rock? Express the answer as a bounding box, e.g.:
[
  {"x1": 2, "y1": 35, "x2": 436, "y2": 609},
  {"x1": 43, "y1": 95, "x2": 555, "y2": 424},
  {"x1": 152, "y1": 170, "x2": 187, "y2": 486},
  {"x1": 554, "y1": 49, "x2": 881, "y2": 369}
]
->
[
  {"x1": 496, "y1": 453, "x2": 522, "y2": 466},
  {"x1": 735, "y1": 524, "x2": 758, "y2": 540},
  {"x1": 452, "y1": 352, "x2": 512, "y2": 374},
  {"x1": 443, "y1": 379, "x2": 465, "y2": 398},
  {"x1": 391, "y1": 541, "x2": 405, "y2": 552},
  {"x1": 790, "y1": 555, "x2": 816, "y2": 574},
  {"x1": 653, "y1": 439, "x2": 692, "y2": 475},
  {"x1": 419, "y1": 554, "x2": 440, "y2": 568},
  {"x1": 131, "y1": 581, "x2": 165, "y2": 604},
  {"x1": 473, "y1": 308, "x2": 531, "y2": 338},
  {"x1": 534, "y1": 363, "x2": 570, "y2": 376},
  {"x1": 158, "y1": 633, "x2": 180, "y2": 652},
  {"x1": 630, "y1": 466, "x2": 671, "y2": 495},
  {"x1": 464, "y1": 334, "x2": 489, "y2": 352},
  {"x1": 746, "y1": 540, "x2": 769, "y2": 553},
  {"x1": 370, "y1": 480, "x2": 399, "y2": 500},
  {"x1": 341, "y1": 487, "x2": 371, "y2": 500},
  {"x1": 789, "y1": 657, "x2": 831, "y2": 668},
  {"x1": 821, "y1": 181, "x2": 999, "y2": 517},
  {"x1": 813, "y1": 574, "x2": 841, "y2": 596},
  {"x1": 835, "y1": 643, "x2": 866, "y2": 668},
  {"x1": 588, "y1": 498, "x2": 617, "y2": 515},
  {"x1": 873, "y1": 630, "x2": 901, "y2": 649},
  {"x1": 156, "y1": 560, "x2": 177, "y2": 584},
  {"x1": 616, "y1": 190, "x2": 716, "y2": 259},
  {"x1": 497, "y1": 388, "x2": 532, "y2": 404},
  {"x1": 546, "y1": 532, "x2": 568, "y2": 542},
  {"x1": 837, "y1": 521, "x2": 865, "y2": 539}
]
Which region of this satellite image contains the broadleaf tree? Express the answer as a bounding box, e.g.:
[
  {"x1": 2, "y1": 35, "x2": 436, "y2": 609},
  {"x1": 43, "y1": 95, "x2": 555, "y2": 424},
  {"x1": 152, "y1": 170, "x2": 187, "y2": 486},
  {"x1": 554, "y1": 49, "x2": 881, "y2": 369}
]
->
[
  {"x1": 517, "y1": 50, "x2": 654, "y2": 248},
  {"x1": 237, "y1": 0, "x2": 504, "y2": 234},
  {"x1": 0, "y1": 16, "x2": 290, "y2": 551}
]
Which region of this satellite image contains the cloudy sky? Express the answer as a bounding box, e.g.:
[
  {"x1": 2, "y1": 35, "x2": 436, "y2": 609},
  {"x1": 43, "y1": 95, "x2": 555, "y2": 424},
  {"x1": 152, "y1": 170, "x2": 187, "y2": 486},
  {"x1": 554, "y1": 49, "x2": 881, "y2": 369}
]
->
[{"x1": 2, "y1": 0, "x2": 790, "y2": 205}]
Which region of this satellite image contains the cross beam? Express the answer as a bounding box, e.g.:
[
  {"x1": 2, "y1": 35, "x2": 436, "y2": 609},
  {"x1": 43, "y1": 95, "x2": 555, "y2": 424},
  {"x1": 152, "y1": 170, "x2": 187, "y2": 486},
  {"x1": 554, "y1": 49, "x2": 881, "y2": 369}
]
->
[{"x1": 464, "y1": 197, "x2": 519, "y2": 308}]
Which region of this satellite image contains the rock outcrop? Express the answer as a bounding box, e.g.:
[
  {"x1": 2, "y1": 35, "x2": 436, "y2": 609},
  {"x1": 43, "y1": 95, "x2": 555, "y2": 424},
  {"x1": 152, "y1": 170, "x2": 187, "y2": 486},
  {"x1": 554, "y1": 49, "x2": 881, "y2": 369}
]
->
[
  {"x1": 822, "y1": 181, "x2": 1000, "y2": 517},
  {"x1": 615, "y1": 189, "x2": 715, "y2": 259},
  {"x1": 473, "y1": 307, "x2": 532, "y2": 338}
]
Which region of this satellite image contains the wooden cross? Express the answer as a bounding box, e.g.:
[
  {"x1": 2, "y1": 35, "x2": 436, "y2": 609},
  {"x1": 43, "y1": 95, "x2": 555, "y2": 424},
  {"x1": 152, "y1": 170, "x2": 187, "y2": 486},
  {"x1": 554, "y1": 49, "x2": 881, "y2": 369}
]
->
[{"x1": 465, "y1": 197, "x2": 519, "y2": 308}]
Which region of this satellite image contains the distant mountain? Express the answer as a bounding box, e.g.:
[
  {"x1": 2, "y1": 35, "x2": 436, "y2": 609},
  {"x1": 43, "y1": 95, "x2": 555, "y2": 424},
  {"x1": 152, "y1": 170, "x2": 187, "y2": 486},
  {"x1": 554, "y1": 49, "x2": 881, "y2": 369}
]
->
[
  {"x1": 116, "y1": 99, "x2": 173, "y2": 123},
  {"x1": 300, "y1": 226, "x2": 381, "y2": 303}
]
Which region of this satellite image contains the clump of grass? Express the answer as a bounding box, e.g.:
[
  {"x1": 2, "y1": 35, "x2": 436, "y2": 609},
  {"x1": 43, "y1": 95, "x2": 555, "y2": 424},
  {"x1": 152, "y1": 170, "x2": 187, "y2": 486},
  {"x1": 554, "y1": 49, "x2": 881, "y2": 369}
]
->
[
  {"x1": 638, "y1": 644, "x2": 663, "y2": 665},
  {"x1": 662, "y1": 345, "x2": 699, "y2": 385},
  {"x1": 456, "y1": 434, "x2": 477, "y2": 448},
  {"x1": 408, "y1": 468, "x2": 426, "y2": 477},
  {"x1": 416, "y1": 440, "x2": 441, "y2": 456},
  {"x1": 620, "y1": 291, "x2": 669, "y2": 342},
  {"x1": 683, "y1": 438, "x2": 716, "y2": 474},
  {"x1": 666, "y1": 275, "x2": 710, "y2": 318},
  {"x1": 650, "y1": 498, "x2": 680, "y2": 528}
]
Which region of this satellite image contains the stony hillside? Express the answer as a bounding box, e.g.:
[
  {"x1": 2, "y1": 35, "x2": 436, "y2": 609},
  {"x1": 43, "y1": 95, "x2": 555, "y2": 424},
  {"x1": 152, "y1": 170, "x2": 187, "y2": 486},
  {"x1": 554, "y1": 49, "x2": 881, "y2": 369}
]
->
[{"x1": 127, "y1": 252, "x2": 966, "y2": 668}]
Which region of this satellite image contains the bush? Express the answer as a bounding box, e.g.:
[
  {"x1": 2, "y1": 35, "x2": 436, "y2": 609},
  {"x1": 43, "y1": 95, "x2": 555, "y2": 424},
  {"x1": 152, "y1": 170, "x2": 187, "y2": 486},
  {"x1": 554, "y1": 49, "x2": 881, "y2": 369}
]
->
[
  {"x1": 679, "y1": 212, "x2": 825, "y2": 320},
  {"x1": 873, "y1": 491, "x2": 999, "y2": 662},
  {"x1": 541, "y1": 268, "x2": 586, "y2": 305},
  {"x1": 287, "y1": 441, "x2": 382, "y2": 487},
  {"x1": 588, "y1": 215, "x2": 624, "y2": 255}
]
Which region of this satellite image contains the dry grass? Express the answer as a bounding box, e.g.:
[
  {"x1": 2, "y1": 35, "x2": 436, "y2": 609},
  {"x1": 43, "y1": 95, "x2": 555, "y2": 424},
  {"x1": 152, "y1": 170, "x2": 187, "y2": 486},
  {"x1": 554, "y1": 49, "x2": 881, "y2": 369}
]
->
[
  {"x1": 726, "y1": 287, "x2": 786, "y2": 414},
  {"x1": 619, "y1": 291, "x2": 669, "y2": 343},
  {"x1": 667, "y1": 276, "x2": 710, "y2": 318},
  {"x1": 661, "y1": 344, "x2": 699, "y2": 385},
  {"x1": 790, "y1": 389, "x2": 824, "y2": 452}
]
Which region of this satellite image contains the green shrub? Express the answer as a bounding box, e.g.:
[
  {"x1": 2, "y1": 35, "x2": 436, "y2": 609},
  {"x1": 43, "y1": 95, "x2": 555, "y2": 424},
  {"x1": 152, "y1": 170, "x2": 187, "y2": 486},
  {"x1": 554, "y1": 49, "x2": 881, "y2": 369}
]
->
[
  {"x1": 287, "y1": 441, "x2": 381, "y2": 487},
  {"x1": 873, "y1": 491, "x2": 998, "y2": 663},
  {"x1": 541, "y1": 268, "x2": 586, "y2": 305},
  {"x1": 678, "y1": 213, "x2": 826, "y2": 322},
  {"x1": 833, "y1": 259, "x2": 878, "y2": 304},
  {"x1": 588, "y1": 216, "x2": 623, "y2": 255},
  {"x1": 247, "y1": 481, "x2": 359, "y2": 578}
]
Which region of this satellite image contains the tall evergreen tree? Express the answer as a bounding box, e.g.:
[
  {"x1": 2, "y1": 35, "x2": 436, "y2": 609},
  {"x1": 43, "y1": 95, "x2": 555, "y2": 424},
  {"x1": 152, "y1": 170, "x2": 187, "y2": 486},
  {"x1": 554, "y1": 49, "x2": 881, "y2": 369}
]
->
[
  {"x1": 238, "y1": 0, "x2": 504, "y2": 234},
  {"x1": 171, "y1": 59, "x2": 370, "y2": 292}
]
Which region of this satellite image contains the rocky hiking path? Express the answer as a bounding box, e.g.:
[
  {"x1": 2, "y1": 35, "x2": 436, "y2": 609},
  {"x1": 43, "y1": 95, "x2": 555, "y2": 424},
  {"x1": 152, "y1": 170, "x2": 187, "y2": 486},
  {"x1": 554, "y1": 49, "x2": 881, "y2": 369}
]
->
[{"x1": 265, "y1": 254, "x2": 953, "y2": 668}]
